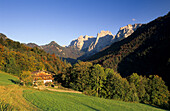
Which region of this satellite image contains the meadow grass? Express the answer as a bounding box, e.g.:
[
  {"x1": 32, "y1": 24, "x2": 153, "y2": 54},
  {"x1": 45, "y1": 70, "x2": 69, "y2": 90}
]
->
[
  {"x1": 23, "y1": 90, "x2": 166, "y2": 111},
  {"x1": 0, "y1": 71, "x2": 40, "y2": 111},
  {"x1": 0, "y1": 71, "x2": 19, "y2": 86}
]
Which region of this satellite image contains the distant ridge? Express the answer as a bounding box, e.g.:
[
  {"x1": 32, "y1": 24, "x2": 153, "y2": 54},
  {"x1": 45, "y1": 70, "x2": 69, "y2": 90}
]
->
[{"x1": 26, "y1": 41, "x2": 85, "y2": 63}]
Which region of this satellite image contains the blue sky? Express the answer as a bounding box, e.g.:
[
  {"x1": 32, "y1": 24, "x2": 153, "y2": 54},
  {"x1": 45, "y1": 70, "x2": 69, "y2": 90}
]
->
[{"x1": 0, "y1": 0, "x2": 170, "y2": 46}]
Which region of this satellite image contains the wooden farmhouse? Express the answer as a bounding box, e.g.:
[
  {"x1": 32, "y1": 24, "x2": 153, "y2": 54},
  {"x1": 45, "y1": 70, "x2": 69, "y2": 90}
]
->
[{"x1": 32, "y1": 71, "x2": 54, "y2": 85}]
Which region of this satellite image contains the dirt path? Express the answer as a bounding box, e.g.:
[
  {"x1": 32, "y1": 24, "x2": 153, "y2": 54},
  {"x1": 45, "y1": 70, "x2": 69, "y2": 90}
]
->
[{"x1": 46, "y1": 88, "x2": 82, "y2": 94}]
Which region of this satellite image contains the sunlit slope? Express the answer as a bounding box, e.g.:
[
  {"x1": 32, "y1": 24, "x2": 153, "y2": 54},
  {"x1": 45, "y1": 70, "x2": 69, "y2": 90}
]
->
[
  {"x1": 0, "y1": 71, "x2": 40, "y2": 111},
  {"x1": 0, "y1": 71, "x2": 19, "y2": 85},
  {"x1": 23, "y1": 90, "x2": 165, "y2": 111}
]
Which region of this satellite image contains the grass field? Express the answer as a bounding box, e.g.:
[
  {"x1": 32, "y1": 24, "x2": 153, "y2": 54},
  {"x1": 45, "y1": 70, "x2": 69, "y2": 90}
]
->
[
  {"x1": 0, "y1": 71, "x2": 40, "y2": 111},
  {"x1": 0, "y1": 71, "x2": 167, "y2": 111},
  {"x1": 0, "y1": 71, "x2": 19, "y2": 85},
  {"x1": 23, "y1": 90, "x2": 165, "y2": 111}
]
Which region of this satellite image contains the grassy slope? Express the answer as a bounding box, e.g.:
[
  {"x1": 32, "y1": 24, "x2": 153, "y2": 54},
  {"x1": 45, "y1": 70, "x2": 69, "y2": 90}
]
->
[
  {"x1": 23, "y1": 90, "x2": 165, "y2": 111},
  {"x1": 0, "y1": 71, "x2": 166, "y2": 111},
  {"x1": 0, "y1": 71, "x2": 19, "y2": 85},
  {"x1": 0, "y1": 71, "x2": 40, "y2": 111}
]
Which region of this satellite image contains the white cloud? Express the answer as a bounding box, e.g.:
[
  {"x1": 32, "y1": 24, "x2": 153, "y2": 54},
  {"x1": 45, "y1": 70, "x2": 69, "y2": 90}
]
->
[{"x1": 132, "y1": 18, "x2": 136, "y2": 21}]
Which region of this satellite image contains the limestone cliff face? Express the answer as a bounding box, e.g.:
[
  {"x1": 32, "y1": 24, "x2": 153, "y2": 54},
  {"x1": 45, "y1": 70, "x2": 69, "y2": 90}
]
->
[
  {"x1": 115, "y1": 24, "x2": 142, "y2": 40},
  {"x1": 69, "y1": 24, "x2": 142, "y2": 54},
  {"x1": 88, "y1": 31, "x2": 114, "y2": 53},
  {"x1": 69, "y1": 35, "x2": 95, "y2": 50}
]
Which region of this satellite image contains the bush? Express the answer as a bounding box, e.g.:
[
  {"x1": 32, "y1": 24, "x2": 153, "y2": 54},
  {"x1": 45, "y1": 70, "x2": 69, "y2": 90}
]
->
[{"x1": 147, "y1": 75, "x2": 169, "y2": 109}]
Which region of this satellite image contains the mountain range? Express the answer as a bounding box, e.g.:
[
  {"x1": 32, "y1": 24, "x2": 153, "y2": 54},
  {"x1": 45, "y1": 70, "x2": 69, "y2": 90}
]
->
[
  {"x1": 26, "y1": 24, "x2": 142, "y2": 62},
  {"x1": 88, "y1": 12, "x2": 170, "y2": 87},
  {"x1": 69, "y1": 24, "x2": 141, "y2": 53}
]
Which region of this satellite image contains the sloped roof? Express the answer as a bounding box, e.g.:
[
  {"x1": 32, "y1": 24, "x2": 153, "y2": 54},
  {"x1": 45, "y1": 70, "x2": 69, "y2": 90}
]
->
[{"x1": 32, "y1": 70, "x2": 55, "y2": 75}]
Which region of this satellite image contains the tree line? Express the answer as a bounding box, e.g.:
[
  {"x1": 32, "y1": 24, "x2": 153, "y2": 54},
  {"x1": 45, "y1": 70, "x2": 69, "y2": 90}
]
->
[
  {"x1": 0, "y1": 37, "x2": 69, "y2": 77},
  {"x1": 60, "y1": 61, "x2": 169, "y2": 109}
]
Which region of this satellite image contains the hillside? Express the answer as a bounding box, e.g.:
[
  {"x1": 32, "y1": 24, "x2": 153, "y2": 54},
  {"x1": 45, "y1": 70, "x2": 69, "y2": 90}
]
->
[
  {"x1": 0, "y1": 33, "x2": 8, "y2": 40},
  {"x1": 41, "y1": 41, "x2": 85, "y2": 62},
  {"x1": 88, "y1": 12, "x2": 170, "y2": 87},
  {"x1": 0, "y1": 71, "x2": 19, "y2": 86},
  {"x1": 0, "y1": 71, "x2": 166, "y2": 111},
  {"x1": 26, "y1": 41, "x2": 84, "y2": 63},
  {"x1": 0, "y1": 34, "x2": 67, "y2": 75},
  {"x1": 0, "y1": 71, "x2": 40, "y2": 110}
]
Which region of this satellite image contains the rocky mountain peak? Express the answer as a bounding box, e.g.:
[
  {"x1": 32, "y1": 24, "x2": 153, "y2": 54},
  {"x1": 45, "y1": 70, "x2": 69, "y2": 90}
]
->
[
  {"x1": 116, "y1": 24, "x2": 142, "y2": 39},
  {"x1": 49, "y1": 41, "x2": 57, "y2": 45},
  {"x1": 78, "y1": 35, "x2": 94, "y2": 40},
  {"x1": 78, "y1": 35, "x2": 84, "y2": 40},
  {"x1": 97, "y1": 30, "x2": 113, "y2": 38},
  {"x1": 120, "y1": 24, "x2": 133, "y2": 30},
  {"x1": 69, "y1": 35, "x2": 95, "y2": 50},
  {"x1": 84, "y1": 35, "x2": 94, "y2": 39}
]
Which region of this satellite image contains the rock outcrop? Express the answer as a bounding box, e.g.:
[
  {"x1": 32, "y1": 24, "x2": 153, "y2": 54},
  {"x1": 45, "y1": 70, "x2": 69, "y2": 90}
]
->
[
  {"x1": 69, "y1": 24, "x2": 142, "y2": 55},
  {"x1": 69, "y1": 35, "x2": 95, "y2": 50},
  {"x1": 88, "y1": 31, "x2": 114, "y2": 53},
  {"x1": 115, "y1": 24, "x2": 142, "y2": 40}
]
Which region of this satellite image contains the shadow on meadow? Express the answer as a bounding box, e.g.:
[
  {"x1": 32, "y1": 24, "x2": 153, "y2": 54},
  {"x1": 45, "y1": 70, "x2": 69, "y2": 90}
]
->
[{"x1": 8, "y1": 79, "x2": 21, "y2": 85}]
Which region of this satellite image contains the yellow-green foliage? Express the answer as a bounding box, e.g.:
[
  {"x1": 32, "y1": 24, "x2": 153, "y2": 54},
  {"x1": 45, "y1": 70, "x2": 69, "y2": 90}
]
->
[
  {"x1": 0, "y1": 37, "x2": 67, "y2": 76},
  {"x1": 20, "y1": 71, "x2": 33, "y2": 86}
]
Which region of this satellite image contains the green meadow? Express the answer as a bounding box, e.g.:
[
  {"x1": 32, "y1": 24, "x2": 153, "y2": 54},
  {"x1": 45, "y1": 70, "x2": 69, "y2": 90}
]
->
[
  {"x1": 0, "y1": 71, "x2": 166, "y2": 111},
  {"x1": 0, "y1": 71, "x2": 19, "y2": 85},
  {"x1": 23, "y1": 90, "x2": 165, "y2": 111}
]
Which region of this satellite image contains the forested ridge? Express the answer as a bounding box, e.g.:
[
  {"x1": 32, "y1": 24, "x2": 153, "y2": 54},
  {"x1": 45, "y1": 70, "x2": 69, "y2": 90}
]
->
[
  {"x1": 26, "y1": 41, "x2": 85, "y2": 64},
  {"x1": 87, "y1": 12, "x2": 170, "y2": 87},
  {"x1": 0, "y1": 34, "x2": 68, "y2": 76}
]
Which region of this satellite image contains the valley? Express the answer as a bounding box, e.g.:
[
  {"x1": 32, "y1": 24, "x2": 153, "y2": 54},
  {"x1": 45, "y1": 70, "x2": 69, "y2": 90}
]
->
[{"x1": 0, "y1": 2, "x2": 169, "y2": 110}]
